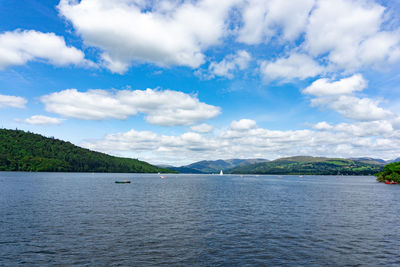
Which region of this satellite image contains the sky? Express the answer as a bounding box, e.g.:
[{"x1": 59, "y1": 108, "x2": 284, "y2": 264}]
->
[{"x1": 1, "y1": 0, "x2": 400, "y2": 166}]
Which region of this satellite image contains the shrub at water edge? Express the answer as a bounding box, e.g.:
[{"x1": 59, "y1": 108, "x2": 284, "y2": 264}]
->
[{"x1": 375, "y1": 162, "x2": 400, "y2": 183}]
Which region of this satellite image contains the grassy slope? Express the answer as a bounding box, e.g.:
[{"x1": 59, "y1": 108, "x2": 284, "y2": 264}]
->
[
  {"x1": 228, "y1": 156, "x2": 383, "y2": 175},
  {"x1": 0, "y1": 128, "x2": 174, "y2": 173}
]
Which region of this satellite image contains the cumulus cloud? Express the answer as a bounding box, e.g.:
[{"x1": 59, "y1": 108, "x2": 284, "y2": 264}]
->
[
  {"x1": 313, "y1": 95, "x2": 392, "y2": 121},
  {"x1": 41, "y1": 88, "x2": 221, "y2": 126},
  {"x1": 237, "y1": 0, "x2": 400, "y2": 81},
  {"x1": 304, "y1": 75, "x2": 392, "y2": 121},
  {"x1": 260, "y1": 53, "x2": 324, "y2": 81},
  {"x1": 313, "y1": 121, "x2": 333, "y2": 131},
  {"x1": 303, "y1": 74, "x2": 367, "y2": 96},
  {"x1": 82, "y1": 117, "x2": 400, "y2": 165},
  {"x1": 206, "y1": 50, "x2": 251, "y2": 79},
  {"x1": 237, "y1": 0, "x2": 315, "y2": 44},
  {"x1": 305, "y1": 0, "x2": 400, "y2": 70},
  {"x1": 313, "y1": 120, "x2": 395, "y2": 137},
  {"x1": 0, "y1": 29, "x2": 91, "y2": 69},
  {"x1": 51, "y1": 0, "x2": 400, "y2": 77},
  {"x1": 0, "y1": 94, "x2": 27, "y2": 108},
  {"x1": 190, "y1": 123, "x2": 214, "y2": 133},
  {"x1": 82, "y1": 129, "x2": 218, "y2": 161},
  {"x1": 23, "y1": 115, "x2": 62, "y2": 125},
  {"x1": 51, "y1": 0, "x2": 400, "y2": 76},
  {"x1": 58, "y1": 0, "x2": 239, "y2": 73},
  {"x1": 230, "y1": 119, "x2": 257, "y2": 131}
]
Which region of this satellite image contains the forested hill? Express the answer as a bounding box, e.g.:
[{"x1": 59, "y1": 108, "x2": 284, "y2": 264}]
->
[
  {"x1": 228, "y1": 156, "x2": 383, "y2": 175},
  {"x1": 0, "y1": 129, "x2": 174, "y2": 173}
]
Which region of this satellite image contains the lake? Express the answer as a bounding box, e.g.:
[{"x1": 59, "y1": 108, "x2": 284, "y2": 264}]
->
[{"x1": 1, "y1": 172, "x2": 399, "y2": 266}]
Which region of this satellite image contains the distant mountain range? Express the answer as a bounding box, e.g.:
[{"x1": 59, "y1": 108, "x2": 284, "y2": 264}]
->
[
  {"x1": 388, "y1": 157, "x2": 400, "y2": 163},
  {"x1": 349, "y1": 157, "x2": 387, "y2": 164},
  {"x1": 169, "y1": 158, "x2": 270, "y2": 173},
  {"x1": 170, "y1": 156, "x2": 400, "y2": 175}
]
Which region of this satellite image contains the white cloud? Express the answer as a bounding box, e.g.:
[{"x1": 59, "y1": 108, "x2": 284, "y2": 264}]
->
[
  {"x1": 0, "y1": 30, "x2": 90, "y2": 69},
  {"x1": 313, "y1": 121, "x2": 333, "y2": 130},
  {"x1": 260, "y1": 53, "x2": 324, "y2": 81},
  {"x1": 304, "y1": 75, "x2": 392, "y2": 121},
  {"x1": 306, "y1": 0, "x2": 383, "y2": 56},
  {"x1": 82, "y1": 117, "x2": 400, "y2": 165},
  {"x1": 305, "y1": 0, "x2": 400, "y2": 70},
  {"x1": 190, "y1": 123, "x2": 214, "y2": 133},
  {"x1": 303, "y1": 74, "x2": 367, "y2": 96},
  {"x1": 58, "y1": 0, "x2": 239, "y2": 73},
  {"x1": 82, "y1": 129, "x2": 218, "y2": 163},
  {"x1": 237, "y1": 0, "x2": 315, "y2": 44},
  {"x1": 313, "y1": 120, "x2": 393, "y2": 137},
  {"x1": 237, "y1": 0, "x2": 400, "y2": 81},
  {"x1": 207, "y1": 50, "x2": 251, "y2": 79},
  {"x1": 41, "y1": 89, "x2": 136, "y2": 120},
  {"x1": 52, "y1": 0, "x2": 400, "y2": 76},
  {"x1": 84, "y1": 129, "x2": 160, "y2": 152},
  {"x1": 41, "y1": 88, "x2": 221, "y2": 126},
  {"x1": 358, "y1": 31, "x2": 400, "y2": 65},
  {"x1": 230, "y1": 119, "x2": 257, "y2": 131},
  {"x1": 23, "y1": 115, "x2": 62, "y2": 125},
  {"x1": 0, "y1": 94, "x2": 27, "y2": 108},
  {"x1": 312, "y1": 95, "x2": 392, "y2": 121}
]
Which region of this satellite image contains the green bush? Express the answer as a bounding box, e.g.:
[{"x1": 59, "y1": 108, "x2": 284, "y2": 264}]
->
[
  {"x1": 375, "y1": 162, "x2": 400, "y2": 183},
  {"x1": 387, "y1": 172, "x2": 400, "y2": 183}
]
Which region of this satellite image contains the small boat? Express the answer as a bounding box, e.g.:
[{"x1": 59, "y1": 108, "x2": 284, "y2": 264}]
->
[
  {"x1": 115, "y1": 180, "x2": 131, "y2": 184},
  {"x1": 384, "y1": 180, "x2": 398, "y2": 184},
  {"x1": 219, "y1": 170, "x2": 223, "y2": 176},
  {"x1": 160, "y1": 175, "x2": 166, "y2": 179}
]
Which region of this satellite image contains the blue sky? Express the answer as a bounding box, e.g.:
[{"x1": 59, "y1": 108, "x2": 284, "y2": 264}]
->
[{"x1": 1, "y1": 0, "x2": 400, "y2": 165}]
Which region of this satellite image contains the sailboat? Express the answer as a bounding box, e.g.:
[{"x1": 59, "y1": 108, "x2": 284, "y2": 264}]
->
[{"x1": 219, "y1": 170, "x2": 223, "y2": 176}]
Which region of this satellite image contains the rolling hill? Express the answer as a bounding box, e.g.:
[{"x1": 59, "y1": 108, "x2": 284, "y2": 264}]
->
[
  {"x1": 227, "y1": 156, "x2": 384, "y2": 175},
  {"x1": 0, "y1": 128, "x2": 174, "y2": 173},
  {"x1": 170, "y1": 158, "x2": 270, "y2": 173}
]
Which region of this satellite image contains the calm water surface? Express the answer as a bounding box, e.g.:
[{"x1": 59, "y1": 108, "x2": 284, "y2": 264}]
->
[{"x1": 1, "y1": 173, "x2": 399, "y2": 266}]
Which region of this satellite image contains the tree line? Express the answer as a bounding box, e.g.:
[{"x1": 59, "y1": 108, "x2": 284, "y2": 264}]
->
[{"x1": 0, "y1": 129, "x2": 174, "y2": 173}]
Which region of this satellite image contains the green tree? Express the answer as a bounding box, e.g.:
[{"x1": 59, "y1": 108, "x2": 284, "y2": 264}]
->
[{"x1": 0, "y1": 128, "x2": 176, "y2": 173}]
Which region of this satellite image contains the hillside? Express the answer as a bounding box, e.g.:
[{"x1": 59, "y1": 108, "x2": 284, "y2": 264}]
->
[
  {"x1": 349, "y1": 157, "x2": 386, "y2": 165},
  {"x1": 168, "y1": 166, "x2": 205, "y2": 174},
  {"x1": 0, "y1": 129, "x2": 174, "y2": 173},
  {"x1": 388, "y1": 157, "x2": 400, "y2": 163},
  {"x1": 228, "y1": 156, "x2": 383, "y2": 175},
  {"x1": 171, "y1": 158, "x2": 270, "y2": 173}
]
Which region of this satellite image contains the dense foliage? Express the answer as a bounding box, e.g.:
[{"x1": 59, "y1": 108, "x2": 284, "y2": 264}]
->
[
  {"x1": 228, "y1": 156, "x2": 383, "y2": 175},
  {"x1": 0, "y1": 129, "x2": 174, "y2": 173},
  {"x1": 375, "y1": 162, "x2": 400, "y2": 183}
]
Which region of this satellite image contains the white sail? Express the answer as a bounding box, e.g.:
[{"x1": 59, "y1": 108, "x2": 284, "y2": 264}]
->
[{"x1": 219, "y1": 170, "x2": 223, "y2": 175}]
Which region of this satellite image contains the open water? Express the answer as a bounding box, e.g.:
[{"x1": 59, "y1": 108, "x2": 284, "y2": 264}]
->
[{"x1": 0, "y1": 172, "x2": 399, "y2": 266}]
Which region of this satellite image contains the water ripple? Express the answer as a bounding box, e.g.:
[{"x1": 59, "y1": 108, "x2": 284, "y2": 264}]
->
[{"x1": 1, "y1": 173, "x2": 399, "y2": 266}]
